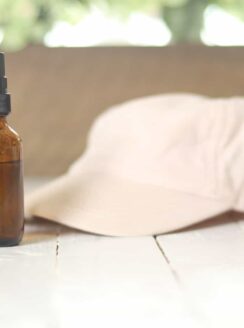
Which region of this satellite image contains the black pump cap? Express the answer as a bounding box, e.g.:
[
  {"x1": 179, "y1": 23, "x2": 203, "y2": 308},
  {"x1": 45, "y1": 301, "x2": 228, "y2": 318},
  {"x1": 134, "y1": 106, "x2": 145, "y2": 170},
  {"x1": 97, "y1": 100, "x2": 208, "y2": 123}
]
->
[{"x1": 0, "y1": 52, "x2": 11, "y2": 116}]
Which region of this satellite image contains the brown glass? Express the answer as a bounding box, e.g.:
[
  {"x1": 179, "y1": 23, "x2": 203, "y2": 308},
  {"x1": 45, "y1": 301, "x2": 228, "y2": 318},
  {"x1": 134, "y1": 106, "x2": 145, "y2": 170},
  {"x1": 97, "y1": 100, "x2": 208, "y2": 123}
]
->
[{"x1": 0, "y1": 117, "x2": 24, "y2": 246}]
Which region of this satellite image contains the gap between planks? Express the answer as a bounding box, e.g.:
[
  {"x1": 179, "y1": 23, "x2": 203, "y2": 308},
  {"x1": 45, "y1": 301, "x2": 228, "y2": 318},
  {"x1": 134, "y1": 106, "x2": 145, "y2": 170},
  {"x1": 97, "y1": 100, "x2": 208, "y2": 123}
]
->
[
  {"x1": 156, "y1": 211, "x2": 244, "y2": 328},
  {"x1": 153, "y1": 235, "x2": 182, "y2": 287}
]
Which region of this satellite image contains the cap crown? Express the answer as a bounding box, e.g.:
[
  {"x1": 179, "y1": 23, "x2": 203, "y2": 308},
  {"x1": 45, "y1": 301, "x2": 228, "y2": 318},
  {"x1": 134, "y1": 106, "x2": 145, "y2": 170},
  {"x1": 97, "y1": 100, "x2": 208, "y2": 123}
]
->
[{"x1": 71, "y1": 94, "x2": 240, "y2": 201}]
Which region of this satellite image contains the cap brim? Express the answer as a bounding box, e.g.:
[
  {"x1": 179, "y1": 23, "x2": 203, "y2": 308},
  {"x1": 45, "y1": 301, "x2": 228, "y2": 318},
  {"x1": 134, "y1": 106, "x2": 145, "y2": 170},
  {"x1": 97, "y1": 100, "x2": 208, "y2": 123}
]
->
[{"x1": 25, "y1": 172, "x2": 232, "y2": 236}]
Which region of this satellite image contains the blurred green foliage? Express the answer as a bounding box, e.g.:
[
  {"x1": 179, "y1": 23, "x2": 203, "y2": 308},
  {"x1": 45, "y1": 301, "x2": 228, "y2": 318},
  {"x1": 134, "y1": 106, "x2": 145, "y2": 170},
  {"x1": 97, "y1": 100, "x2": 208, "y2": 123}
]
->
[
  {"x1": 0, "y1": 0, "x2": 87, "y2": 50},
  {"x1": 0, "y1": 0, "x2": 243, "y2": 50}
]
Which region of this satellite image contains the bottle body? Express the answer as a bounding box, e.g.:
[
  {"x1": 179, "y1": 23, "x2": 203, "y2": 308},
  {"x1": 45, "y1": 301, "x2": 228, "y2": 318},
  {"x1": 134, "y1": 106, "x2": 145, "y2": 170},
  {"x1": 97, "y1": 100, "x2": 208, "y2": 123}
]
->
[{"x1": 0, "y1": 117, "x2": 24, "y2": 246}]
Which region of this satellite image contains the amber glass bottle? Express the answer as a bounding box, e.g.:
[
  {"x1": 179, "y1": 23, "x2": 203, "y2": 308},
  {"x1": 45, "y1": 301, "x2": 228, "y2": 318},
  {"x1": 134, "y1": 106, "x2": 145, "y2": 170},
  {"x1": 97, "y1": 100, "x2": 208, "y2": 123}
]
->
[{"x1": 0, "y1": 53, "x2": 24, "y2": 246}]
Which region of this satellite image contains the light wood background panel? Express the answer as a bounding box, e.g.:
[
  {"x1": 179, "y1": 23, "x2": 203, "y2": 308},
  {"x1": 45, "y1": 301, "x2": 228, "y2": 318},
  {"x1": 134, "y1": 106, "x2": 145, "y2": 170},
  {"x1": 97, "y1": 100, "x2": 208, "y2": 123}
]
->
[{"x1": 5, "y1": 45, "x2": 244, "y2": 176}]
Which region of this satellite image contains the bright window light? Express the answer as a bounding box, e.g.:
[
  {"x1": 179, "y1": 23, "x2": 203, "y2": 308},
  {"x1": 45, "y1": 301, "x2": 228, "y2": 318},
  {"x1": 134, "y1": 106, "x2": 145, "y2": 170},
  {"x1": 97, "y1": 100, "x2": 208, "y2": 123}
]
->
[
  {"x1": 126, "y1": 13, "x2": 171, "y2": 46},
  {"x1": 202, "y1": 5, "x2": 244, "y2": 46},
  {"x1": 44, "y1": 7, "x2": 171, "y2": 47}
]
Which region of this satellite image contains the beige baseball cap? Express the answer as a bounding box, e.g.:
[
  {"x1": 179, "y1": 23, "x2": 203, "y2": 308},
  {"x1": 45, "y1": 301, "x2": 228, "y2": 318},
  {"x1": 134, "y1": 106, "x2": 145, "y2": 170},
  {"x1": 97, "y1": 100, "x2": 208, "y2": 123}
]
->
[{"x1": 25, "y1": 94, "x2": 244, "y2": 236}]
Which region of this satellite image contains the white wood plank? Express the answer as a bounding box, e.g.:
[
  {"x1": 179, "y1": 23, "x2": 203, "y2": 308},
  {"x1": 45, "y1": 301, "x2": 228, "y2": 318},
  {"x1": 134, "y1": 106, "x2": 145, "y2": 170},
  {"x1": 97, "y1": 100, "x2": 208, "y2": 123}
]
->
[
  {"x1": 0, "y1": 225, "x2": 199, "y2": 328},
  {"x1": 22, "y1": 178, "x2": 199, "y2": 327},
  {"x1": 0, "y1": 221, "x2": 59, "y2": 328},
  {"x1": 52, "y1": 231, "x2": 199, "y2": 327},
  {"x1": 157, "y1": 212, "x2": 244, "y2": 328},
  {"x1": 21, "y1": 178, "x2": 244, "y2": 327}
]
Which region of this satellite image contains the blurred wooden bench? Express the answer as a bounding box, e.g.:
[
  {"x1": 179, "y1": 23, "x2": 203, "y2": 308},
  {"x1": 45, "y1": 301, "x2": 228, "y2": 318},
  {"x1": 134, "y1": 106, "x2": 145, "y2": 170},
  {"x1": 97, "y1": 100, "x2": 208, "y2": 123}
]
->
[{"x1": 6, "y1": 45, "x2": 244, "y2": 176}]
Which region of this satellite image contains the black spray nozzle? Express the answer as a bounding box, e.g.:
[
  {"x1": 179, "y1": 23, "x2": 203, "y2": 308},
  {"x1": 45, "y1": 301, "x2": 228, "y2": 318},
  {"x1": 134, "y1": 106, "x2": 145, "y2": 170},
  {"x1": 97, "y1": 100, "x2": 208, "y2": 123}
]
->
[
  {"x1": 0, "y1": 53, "x2": 5, "y2": 76},
  {"x1": 0, "y1": 52, "x2": 11, "y2": 116},
  {"x1": 0, "y1": 53, "x2": 7, "y2": 94}
]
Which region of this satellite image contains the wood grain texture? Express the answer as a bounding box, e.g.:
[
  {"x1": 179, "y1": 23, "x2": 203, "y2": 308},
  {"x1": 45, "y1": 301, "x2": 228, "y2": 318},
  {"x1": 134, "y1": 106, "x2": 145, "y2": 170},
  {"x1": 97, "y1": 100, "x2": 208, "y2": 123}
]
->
[{"x1": 5, "y1": 46, "x2": 244, "y2": 175}]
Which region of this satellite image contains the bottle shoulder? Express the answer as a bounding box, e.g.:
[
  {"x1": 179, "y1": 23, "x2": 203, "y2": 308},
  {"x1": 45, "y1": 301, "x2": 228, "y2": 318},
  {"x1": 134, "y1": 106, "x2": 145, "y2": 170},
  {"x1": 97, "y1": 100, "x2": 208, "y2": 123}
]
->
[
  {"x1": 2, "y1": 124, "x2": 22, "y2": 142},
  {"x1": 0, "y1": 120, "x2": 22, "y2": 162}
]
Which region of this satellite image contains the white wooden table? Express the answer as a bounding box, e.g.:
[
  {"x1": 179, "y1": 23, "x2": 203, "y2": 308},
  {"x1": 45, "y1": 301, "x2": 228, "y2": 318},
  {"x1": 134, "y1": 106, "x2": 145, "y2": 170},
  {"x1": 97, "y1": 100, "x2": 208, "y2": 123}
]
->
[{"x1": 1, "y1": 178, "x2": 244, "y2": 328}]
